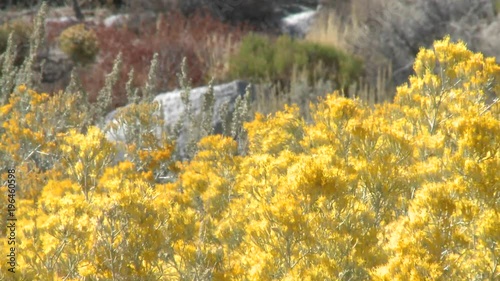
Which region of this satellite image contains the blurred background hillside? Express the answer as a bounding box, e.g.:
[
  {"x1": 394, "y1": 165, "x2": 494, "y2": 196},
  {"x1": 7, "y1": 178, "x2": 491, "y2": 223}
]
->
[{"x1": 1, "y1": 0, "x2": 500, "y2": 110}]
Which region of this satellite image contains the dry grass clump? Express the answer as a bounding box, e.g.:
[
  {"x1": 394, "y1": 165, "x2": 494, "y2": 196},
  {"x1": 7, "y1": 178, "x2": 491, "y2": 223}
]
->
[
  {"x1": 306, "y1": 6, "x2": 393, "y2": 103},
  {"x1": 228, "y1": 32, "x2": 362, "y2": 99}
]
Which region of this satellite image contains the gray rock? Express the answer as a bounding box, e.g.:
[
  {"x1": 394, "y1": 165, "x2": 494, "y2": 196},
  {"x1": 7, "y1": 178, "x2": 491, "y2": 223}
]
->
[
  {"x1": 104, "y1": 80, "x2": 254, "y2": 158},
  {"x1": 157, "y1": 80, "x2": 252, "y2": 130}
]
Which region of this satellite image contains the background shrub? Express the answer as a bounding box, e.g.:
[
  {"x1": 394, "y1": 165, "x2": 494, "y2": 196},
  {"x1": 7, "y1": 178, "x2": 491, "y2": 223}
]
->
[
  {"x1": 228, "y1": 33, "x2": 362, "y2": 94},
  {"x1": 227, "y1": 33, "x2": 275, "y2": 81},
  {"x1": 58, "y1": 23, "x2": 99, "y2": 66},
  {"x1": 75, "y1": 10, "x2": 249, "y2": 108},
  {"x1": 38, "y1": 9, "x2": 250, "y2": 109}
]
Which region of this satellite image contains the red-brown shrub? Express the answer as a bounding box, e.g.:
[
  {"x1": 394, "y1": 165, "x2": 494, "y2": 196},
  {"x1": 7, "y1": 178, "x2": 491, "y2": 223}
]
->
[{"x1": 46, "y1": 9, "x2": 252, "y2": 109}]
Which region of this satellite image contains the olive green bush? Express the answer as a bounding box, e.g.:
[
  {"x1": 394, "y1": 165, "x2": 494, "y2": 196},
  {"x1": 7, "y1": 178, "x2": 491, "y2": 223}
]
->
[
  {"x1": 59, "y1": 23, "x2": 99, "y2": 66},
  {"x1": 493, "y1": 0, "x2": 500, "y2": 14},
  {"x1": 229, "y1": 33, "x2": 362, "y2": 94}
]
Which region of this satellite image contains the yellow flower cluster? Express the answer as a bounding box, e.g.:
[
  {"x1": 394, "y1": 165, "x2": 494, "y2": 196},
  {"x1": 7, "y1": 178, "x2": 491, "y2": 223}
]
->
[
  {"x1": 1, "y1": 37, "x2": 499, "y2": 280},
  {"x1": 59, "y1": 127, "x2": 116, "y2": 199},
  {"x1": 107, "y1": 102, "x2": 175, "y2": 182}
]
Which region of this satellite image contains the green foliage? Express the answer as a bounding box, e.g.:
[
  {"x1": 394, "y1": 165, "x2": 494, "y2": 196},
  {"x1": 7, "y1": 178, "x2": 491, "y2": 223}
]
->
[
  {"x1": 227, "y1": 33, "x2": 274, "y2": 83},
  {"x1": 0, "y1": 20, "x2": 32, "y2": 66},
  {"x1": 229, "y1": 33, "x2": 363, "y2": 93},
  {"x1": 494, "y1": 0, "x2": 500, "y2": 14},
  {"x1": 59, "y1": 24, "x2": 99, "y2": 66}
]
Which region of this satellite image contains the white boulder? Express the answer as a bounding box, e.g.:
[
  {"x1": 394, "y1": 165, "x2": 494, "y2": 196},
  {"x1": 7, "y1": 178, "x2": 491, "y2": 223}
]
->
[{"x1": 281, "y1": 8, "x2": 318, "y2": 38}]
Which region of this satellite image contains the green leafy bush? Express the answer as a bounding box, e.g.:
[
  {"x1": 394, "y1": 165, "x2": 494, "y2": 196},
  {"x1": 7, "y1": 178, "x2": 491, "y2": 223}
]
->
[
  {"x1": 228, "y1": 33, "x2": 363, "y2": 93},
  {"x1": 0, "y1": 20, "x2": 32, "y2": 66},
  {"x1": 494, "y1": 0, "x2": 500, "y2": 14},
  {"x1": 59, "y1": 23, "x2": 99, "y2": 66}
]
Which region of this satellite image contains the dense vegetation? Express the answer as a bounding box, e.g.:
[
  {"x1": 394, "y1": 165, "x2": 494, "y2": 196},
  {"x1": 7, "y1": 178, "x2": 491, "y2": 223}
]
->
[
  {"x1": 228, "y1": 33, "x2": 362, "y2": 94},
  {"x1": 1, "y1": 28, "x2": 500, "y2": 280},
  {"x1": 1, "y1": 2, "x2": 500, "y2": 281}
]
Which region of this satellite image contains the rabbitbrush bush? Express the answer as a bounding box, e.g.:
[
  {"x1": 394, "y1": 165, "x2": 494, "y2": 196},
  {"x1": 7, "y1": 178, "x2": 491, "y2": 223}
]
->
[{"x1": 1, "y1": 36, "x2": 499, "y2": 280}]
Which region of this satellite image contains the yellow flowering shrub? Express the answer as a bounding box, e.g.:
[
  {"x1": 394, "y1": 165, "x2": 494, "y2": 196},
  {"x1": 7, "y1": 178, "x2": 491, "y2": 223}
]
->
[
  {"x1": 0, "y1": 85, "x2": 91, "y2": 201},
  {"x1": 105, "y1": 102, "x2": 175, "y2": 183},
  {"x1": 60, "y1": 126, "x2": 115, "y2": 193},
  {"x1": 1, "y1": 37, "x2": 499, "y2": 280}
]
